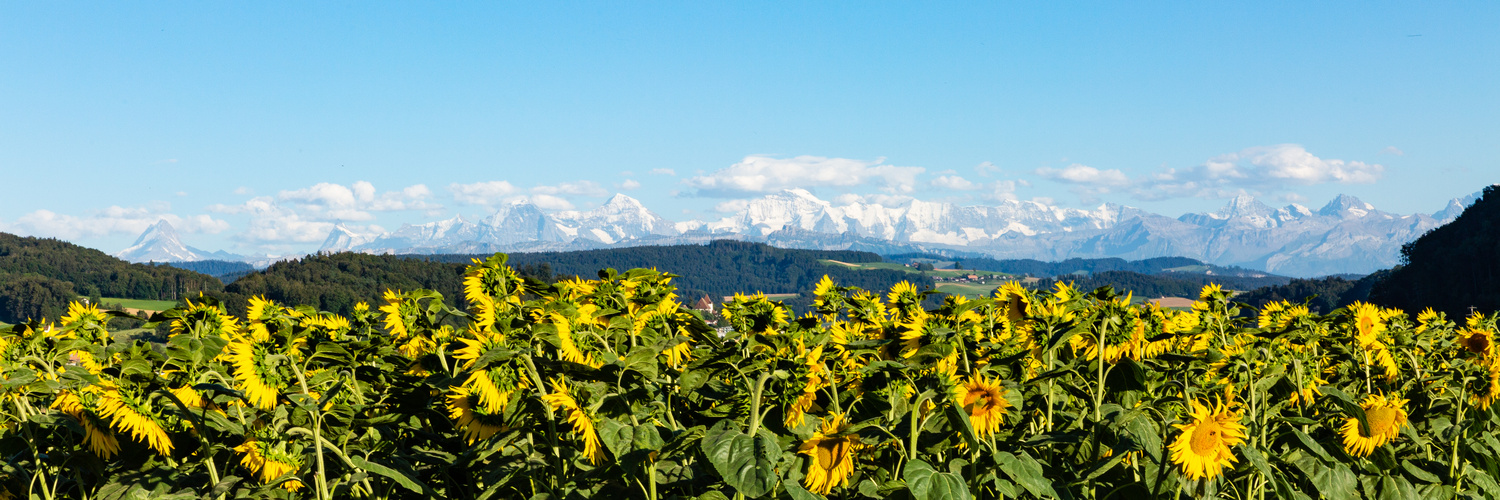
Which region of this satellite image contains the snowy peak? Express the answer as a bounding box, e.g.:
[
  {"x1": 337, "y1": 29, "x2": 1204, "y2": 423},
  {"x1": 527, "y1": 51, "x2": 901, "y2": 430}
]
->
[
  {"x1": 319, "y1": 223, "x2": 376, "y2": 253},
  {"x1": 115, "y1": 220, "x2": 199, "y2": 262},
  {"x1": 1318, "y1": 194, "x2": 1376, "y2": 218},
  {"x1": 114, "y1": 220, "x2": 246, "y2": 263},
  {"x1": 1434, "y1": 189, "x2": 1485, "y2": 220}
]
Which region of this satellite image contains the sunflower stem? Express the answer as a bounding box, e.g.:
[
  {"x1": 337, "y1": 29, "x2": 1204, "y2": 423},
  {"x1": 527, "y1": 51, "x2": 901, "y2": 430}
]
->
[{"x1": 522, "y1": 354, "x2": 565, "y2": 489}]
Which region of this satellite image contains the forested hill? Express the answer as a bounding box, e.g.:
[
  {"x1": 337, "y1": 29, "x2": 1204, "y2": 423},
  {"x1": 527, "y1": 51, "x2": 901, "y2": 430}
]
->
[
  {"x1": 0, "y1": 232, "x2": 223, "y2": 323},
  {"x1": 216, "y1": 241, "x2": 935, "y2": 316},
  {"x1": 1234, "y1": 272, "x2": 1388, "y2": 314},
  {"x1": 220, "y1": 253, "x2": 468, "y2": 317},
  {"x1": 1370, "y1": 185, "x2": 1500, "y2": 317},
  {"x1": 432, "y1": 240, "x2": 933, "y2": 307}
]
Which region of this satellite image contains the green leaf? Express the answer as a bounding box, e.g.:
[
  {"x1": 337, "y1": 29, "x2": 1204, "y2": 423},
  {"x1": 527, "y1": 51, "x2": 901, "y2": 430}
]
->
[
  {"x1": 1290, "y1": 427, "x2": 1335, "y2": 462},
  {"x1": 944, "y1": 402, "x2": 980, "y2": 450},
  {"x1": 784, "y1": 480, "x2": 829, "y2": 500},
  {"x1": 1401, "y1": 460, "x2": 1441, "y2": 484},
  {"x1": 702, "y1": 421, "x2": 778, "y2": 498},
  {"x1": 904, "y1": 460, "x2": 972, "y2": 500},
  {"x1": 995, "y1": 451, "x2": 1059, "y2": 499},
  {"x1": 623, "y1": 345, "x2": 660, "y2": 379},
  {"x1": 1311, "y1": 462, "x2": 1359, "y2": 500},
  {"x1": 1241, "y1": 445, "x2": 1275, "y2": 480},
  {"x1": 350, "y1": 455, "x2": 429, "y2": 494}
]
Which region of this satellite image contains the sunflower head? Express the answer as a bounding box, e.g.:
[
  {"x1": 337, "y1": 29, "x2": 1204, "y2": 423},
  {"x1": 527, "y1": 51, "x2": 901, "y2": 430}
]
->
[
  {"x1": 1459, "y1": 328, "x2": 1494, "y2": 358},
  {"x1": 960, "y1": 374, "x2": 1012, "y2": 438},
  {"x1": 1340, "y1": 394, "x2": 1409, "y2": 457},
  {"x1": 1169, "y1": 400, "x2": 1246, "y2": 481},
  {"x1": 797, "y1": 413, "x2": 862, "y2": 494}
]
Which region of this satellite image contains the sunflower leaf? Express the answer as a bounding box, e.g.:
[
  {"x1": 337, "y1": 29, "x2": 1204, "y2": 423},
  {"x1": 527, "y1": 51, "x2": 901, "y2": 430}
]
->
[
  {"x1": 783, "y1": 480, "x2": 828, "y2": 500},
  {"x1": 944, "y1": 402, "x2": 980, "y2": 451},
  {"x1": 350, "y1": 455, "x2": 429, "y2": 495},
  {"x1": 904, "y1": 459, "x2": 972, "y2": 500},
  {"x1": 702, "y1": 420, "x2": 777, "y2": 498},
  {"x1": 996, "y1": 451, "x2": 1059, "y2": 499}
]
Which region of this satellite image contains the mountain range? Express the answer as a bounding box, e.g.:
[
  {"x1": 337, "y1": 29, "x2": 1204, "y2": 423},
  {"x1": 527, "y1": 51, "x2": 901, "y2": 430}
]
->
[{"x1": 117, "y1": 190, "x2": 1480, "y2": 277}]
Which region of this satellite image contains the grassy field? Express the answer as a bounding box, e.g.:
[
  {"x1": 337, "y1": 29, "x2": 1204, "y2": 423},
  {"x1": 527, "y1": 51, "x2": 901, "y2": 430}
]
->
[
  {"x1": 820, "y1": 260, "x2": 1010, "y2": 279},
  {"x1": 935, "y1": 282, "x2": 998, "y2": 298},
  {"x1": 94, "y1": 297, "x2": 178, "y2": 311}
]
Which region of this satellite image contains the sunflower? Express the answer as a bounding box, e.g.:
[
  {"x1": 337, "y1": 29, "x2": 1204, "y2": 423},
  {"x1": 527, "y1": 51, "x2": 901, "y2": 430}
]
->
[
  {"x1": 547, "y1": 313, "x2": 601, "y2": 368},
  {"x1": 1168, "y1": 400, "x2": 1246, "y2": 480},
  {"x1": 235, "y1": 439, "x2": 305, "y2": 491},
  {"x1": 797, "y1": 413, "x2": 862, "y2": 494},
  {"x1": 992, "y1": 281, "x2": 1031, "y2": 323},
  {"x1": 540, "y1": 377, "x2": 604, "y2": 464},
  {"x1": 228, "y1": 339, "x2": 281, "y2": 410},
  {"x1": 97, "y1": 385, "x2": 173, "y2": 455},
  {"x1": 379, "y1": 289, "x2": 422, "y2": 338},
  {"x1": 1459, "y1": 327, "x2": 1494, "y2": 358},
  {"x1": 1416, "y1": 307, "x2": 1443, "y2": 333},
  {"x1": 52, "y1": 390, "x2": 121, "y2": 458},
  {"x1": 1350, "y1": 302, "x2": 1386, "y2": 345},
  {"x1": 170, "y1": 298, "x2": 241, "y2": 340},
  {"x1": 245, "y1": 295, "x2": 280, "y2": 322},
  {"x1": 785, "y1": 341, "x2": 827, "y2": 427},
  {"x1": 960, "y1": 374, "x2": 1012, "y2": 439},
  {"x1": 463, "y1": 256, "x2": 525, "y2": 308},
  {"x1": 1199, "y1": 283, "x2": 1224, "y2": 300},
  {"x1": 1340, "y1": 394, "x2": 1409, "y2": 457},
  {"x1": 447, "y1": 387, "x2": 509, "y2": 443},
  {"x1": 1472, "y1": 366, "x2": 1500, "y2": 410}
]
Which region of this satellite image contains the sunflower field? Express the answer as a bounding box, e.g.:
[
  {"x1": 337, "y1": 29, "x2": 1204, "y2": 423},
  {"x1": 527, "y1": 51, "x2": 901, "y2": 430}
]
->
[{"x1": 2, "y1": 253, "x2": 1499, "y2": 499}]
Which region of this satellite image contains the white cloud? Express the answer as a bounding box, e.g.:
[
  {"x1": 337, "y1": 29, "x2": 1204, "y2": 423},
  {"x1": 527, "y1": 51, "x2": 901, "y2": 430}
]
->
[
  {"x1": 449, "y1": 181, "x2": 519, "y2": 206},
  {"x1": 217, "y1": 196, "x2": 333, "y2": 243},
  {"x1": 650, "y1": 168, "x2": 676, "y2": 176},
  {"x1": 233, "y1": 186, "x2": 253, "y2": 195},
  {"x1": 713, "y1": 199, "x2": 750, "y2": 213},
  {"x1": 975, "y1": 161, "x2": 1002, "y2": 177},
  {"x1": 620, "y1": 179, "x2": 642, "y2": 190},
  {"x1": 528, "y1": 194, "x2": 574, "y2": 210},
  {"x1": 1034, "y1": 164, "x2": 1131, "y2": 186},
  {"x1": 1381, "y1": 146, "x2": 1404, "y2": 156},
  {"x1": 5, "y1": 204, "x2": 230, "y2": 240},
  {"x1": 684, "y1": 155, "x2": 925, "y2": 196},
  {"x1": 931, "y1": 175, "x2": 978, "y2": 191},
  {"x1": 982, "y1": 180, "x2": 1022, "y2": 202},
  {"x1": 1137, "y1": 144, "x2": 1385, "y2": 200},
  {"x1": 532, "y1": 181, "x2": 607, "y2": 197},
  {"x1": 276, "y1": 181, "x2": 439, "y2": 221}
]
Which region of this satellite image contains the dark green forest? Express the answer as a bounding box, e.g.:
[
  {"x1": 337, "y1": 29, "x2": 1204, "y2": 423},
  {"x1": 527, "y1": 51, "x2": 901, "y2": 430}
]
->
[
  {"x1": 1370, "y1": 185, "x2": 1500, "y2": 317},
  {"x1": 213, "y1": 241, "x2": 934, "y2": 316},
  {"x1": 163, "y1": 259, "x2": 256, "y2": 283},
  {"x1": 1233, "y1": 272, "x2": 1387, "y2": 314},
  {"x1": 0, "y1": 233, "x2": 223, "y2": 323}
]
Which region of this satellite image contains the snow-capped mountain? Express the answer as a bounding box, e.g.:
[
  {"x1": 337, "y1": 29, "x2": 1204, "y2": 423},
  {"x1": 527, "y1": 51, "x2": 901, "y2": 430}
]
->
[
  {"x1": 125, "y1": 188, "x2": 1484, "y2": 278},
  {"x1": 337, "y1": 193, "x2": 682, "y2": 254},
  {"x1": 115, "y1": 220, "x2": 246, "y2": 263}
]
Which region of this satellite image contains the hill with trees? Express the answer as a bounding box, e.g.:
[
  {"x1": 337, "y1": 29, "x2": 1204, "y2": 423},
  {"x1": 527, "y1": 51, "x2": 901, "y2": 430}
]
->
[
  {"x1": 215, "y1": 241, "x2": 935, "y2": 316},
  {"x1": 1369, "y1": 185, "x2": 1500, "y2": 317},
  {"x1": 1233, "y1": 272, "x2": 1389, "y2": 314},
  {"x1": 434, "y1": 240, "x2": 935, "y2": 310},
  {"x1": 0, "y1": 233, "x2": 223, "y2": 323},
  {"x1": 163, "y1": 260, "x2": 257, "y2": 283}
]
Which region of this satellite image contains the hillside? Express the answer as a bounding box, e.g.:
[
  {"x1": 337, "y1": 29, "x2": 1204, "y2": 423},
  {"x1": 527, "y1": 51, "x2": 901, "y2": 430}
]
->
[
  {"x1": 1369, "y1": 185, "x2": 1500, "y2": 317},
  {"x1": 431, "y1": 240, "x2": 935, "y2": 308},
  {"x1": 0, "y1": 232, "x2": 223, "y2": 323},
  {"x1": 1234, "y1": 272, "x2": 1388, "y2": 314},
  {"x1": 163, "y1": 260, "x2": 257, "y2": 283},
  {"x1": 219, "y1": 253, "x2": 469, "y2": 316},
  {"x1": 216, "y1": 241, "x2": 936, "y2": 316}
]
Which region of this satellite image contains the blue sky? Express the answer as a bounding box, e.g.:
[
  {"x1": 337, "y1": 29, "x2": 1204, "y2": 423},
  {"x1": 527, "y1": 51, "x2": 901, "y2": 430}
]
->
[{"x1": 1, "y1": 2, "x2": 1495, "y2": 254}]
